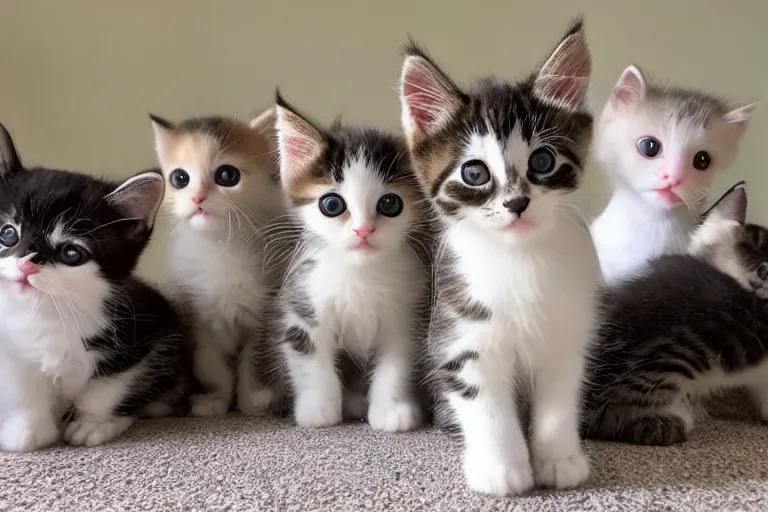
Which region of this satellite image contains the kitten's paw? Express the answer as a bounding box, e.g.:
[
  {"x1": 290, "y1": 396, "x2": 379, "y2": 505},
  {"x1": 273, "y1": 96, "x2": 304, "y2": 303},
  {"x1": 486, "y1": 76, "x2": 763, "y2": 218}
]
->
[
  {"x1": 342, "y1": 391, "x2": 368, "y2": 420},
  {"x1": 189, "y1": 393, "x2": 229, "y2": 418},
  {"x1": 367, "y1": 399, "x2": 422, "y2": 432},
  {"x1": 294, "y1": 396, "x2": 342, "y2": 428},
  {"x1": 532, "y1": 451, "x2": 590, "y2": 490},
  {"x1": 464, "y1": 452, "x2": 534, "y2": 496},
  {"x1": 64, "y1": 415, "x2": 134, "y2": 447},
  {"x1": 237, "y1": 387, "x2": 275, "y2": 416},
  {"x1": 0, "y1": 412, "x2": 59, "y2": 453}
]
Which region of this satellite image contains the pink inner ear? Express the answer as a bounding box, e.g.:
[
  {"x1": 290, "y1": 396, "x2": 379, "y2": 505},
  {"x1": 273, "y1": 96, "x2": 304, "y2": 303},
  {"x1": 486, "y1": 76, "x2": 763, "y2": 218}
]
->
[
  {"x1": 550, "y1": 77, "x2": 581, "y2": 104},
  {"x1": 403, "y1": 68, "x2": 441, "y2": 132},
  {"x1": 283, "y1": 134, "x2": 316, "y2": 163},
  {"x1": 614, "y1": 86, "x2": 635, "y2": 105}
]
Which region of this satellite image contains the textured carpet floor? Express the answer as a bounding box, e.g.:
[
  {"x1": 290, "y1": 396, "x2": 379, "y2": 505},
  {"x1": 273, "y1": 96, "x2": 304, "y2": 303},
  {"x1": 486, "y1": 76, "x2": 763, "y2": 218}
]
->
[{"x1": 2, "y1": 413, "x2": 768, "y2": 511}]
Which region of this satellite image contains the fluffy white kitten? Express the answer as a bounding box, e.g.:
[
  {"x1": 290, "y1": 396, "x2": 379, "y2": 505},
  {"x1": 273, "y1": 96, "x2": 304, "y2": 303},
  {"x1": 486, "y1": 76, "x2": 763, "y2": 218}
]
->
[
  {"x1": 399, "y1": 21, "x2": 599, "y2": 496},
  {"x1": 269, "y1": 94, "x2": 430, "y2": 431},
  {"x1": 590, "y1": 65, "x2": 754, "y2": 284},
  {"x1": 150, "y1": 110, "x2": 286, "y2": 417}
]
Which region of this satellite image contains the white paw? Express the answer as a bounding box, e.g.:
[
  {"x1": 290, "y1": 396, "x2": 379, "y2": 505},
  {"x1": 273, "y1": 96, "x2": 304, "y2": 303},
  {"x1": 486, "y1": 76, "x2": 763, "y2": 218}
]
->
[
  {"x1": 464, "y1": 451, "x2": 534, "y2": 496},
  {"x1": 294, "y1": 395, "x2": 342, "y2": 428},
  {"x1": 237, "y1": 387, "x2": 275, "y2": 416},
  {"x1": 367, "y1": 399, "x2": 422, "y2": 432},
  {"x1": 190, "y1": 393, "x2": 230, "y2": 418},
  {"x1": 0, "y1": 412, "x2": 59, "y2": 453},
  {"x1": 532, "y1": 451, "x2": 590, "y2": 489},
  {"x1": 64, "y1": 415, "x2": 133, "y2": 447}
]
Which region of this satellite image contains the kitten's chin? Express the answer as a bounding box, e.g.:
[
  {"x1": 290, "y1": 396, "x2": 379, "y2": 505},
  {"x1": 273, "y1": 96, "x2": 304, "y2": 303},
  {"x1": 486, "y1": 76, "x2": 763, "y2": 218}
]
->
[{"x1": 186, "y1": 211, "x2": 221, "y2": 232}]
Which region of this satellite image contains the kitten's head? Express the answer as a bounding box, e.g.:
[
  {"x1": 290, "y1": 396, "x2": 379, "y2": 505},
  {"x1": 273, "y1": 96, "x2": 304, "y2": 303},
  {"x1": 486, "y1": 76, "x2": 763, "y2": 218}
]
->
[
  {"x1": 596, "y1": 65, "x2": 754, "y2": 210},
  {"x1": 690, "y1": 182, "x2": 768, "y2": 298},
  {"x1": 0, "y1": 122, "x2": 164, "y2": 306},
  {"x1": 150, "y1": 110, "x2": 281, "y2": 233},
  {"x1": 274, "y1": 93, "x2": 425, "y2": 264},
  {"x1": 398, "y1": 19, "x2": 593, "y2": 244}
]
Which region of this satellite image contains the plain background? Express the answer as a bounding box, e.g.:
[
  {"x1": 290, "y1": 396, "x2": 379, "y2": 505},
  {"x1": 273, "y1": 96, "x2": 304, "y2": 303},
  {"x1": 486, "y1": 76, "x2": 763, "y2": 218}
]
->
[{"x1": 1, "y1": 1, "x2": 766, "y2": 283}]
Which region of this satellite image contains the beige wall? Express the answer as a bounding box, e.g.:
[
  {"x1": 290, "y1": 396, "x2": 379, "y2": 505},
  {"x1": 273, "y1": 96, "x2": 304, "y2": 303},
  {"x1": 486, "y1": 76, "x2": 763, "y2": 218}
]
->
[{"x1": 1, "y1": 1, "x2": 766, "y2": 282}]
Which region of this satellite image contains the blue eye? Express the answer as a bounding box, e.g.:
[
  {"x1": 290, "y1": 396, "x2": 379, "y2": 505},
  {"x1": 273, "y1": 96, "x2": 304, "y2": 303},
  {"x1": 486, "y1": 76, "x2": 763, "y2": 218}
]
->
[
  {"x1": 528, "y1": 148, "x2": 556, "y2": 174},
  {"x1": 637, "y1": 137, "x2": 661, "y2": 158},
  {"x1": 377, "y1": 194, "x2": 403, "y2": 218},
  {"x1": 0, "y1": 224, "x2": 19, "y2": 247},
  {"x1": 460, "y1": 160, "x2": 491, "y2": 186},
  {"x1": 319, "y1": 193, "x2": 346, "y2": 217},
  {"x1": 58, "y1": 244, "x2": 89, "y2": 266},
  {"x1": 214, "y1": 165, "x2": 241, "y2": 187},
  {"x1": 169, "y1": 169, "x2": 189, "y2": 189}
]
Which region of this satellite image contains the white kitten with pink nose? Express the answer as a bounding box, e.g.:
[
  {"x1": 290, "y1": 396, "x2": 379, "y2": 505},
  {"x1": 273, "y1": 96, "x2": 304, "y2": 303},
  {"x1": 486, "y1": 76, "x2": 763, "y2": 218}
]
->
[{"x1": 590, "y1": 65, "x2": 754, "y2": 284}]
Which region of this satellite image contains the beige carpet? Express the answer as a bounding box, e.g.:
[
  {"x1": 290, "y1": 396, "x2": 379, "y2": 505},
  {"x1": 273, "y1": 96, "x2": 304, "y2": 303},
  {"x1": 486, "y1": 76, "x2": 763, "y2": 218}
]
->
[{"x1": 2, "y1": 413, "x2": 767, "y2": 511}]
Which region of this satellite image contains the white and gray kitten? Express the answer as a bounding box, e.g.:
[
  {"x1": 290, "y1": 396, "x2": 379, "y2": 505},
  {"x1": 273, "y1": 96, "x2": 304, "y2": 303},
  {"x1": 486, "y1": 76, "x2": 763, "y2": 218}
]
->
[
  {"x1": 590, "y1": 65, "x2": 754, "y2": 284},
  {"x1": 399, "y1": 21, "x2": 599, "y2": 496},
  {"x1": 150, "y1": 110, "x2": 286, "y2": 417},
  {"x1": 269, "y1": 93, "x2": 431, "y2": 431}
]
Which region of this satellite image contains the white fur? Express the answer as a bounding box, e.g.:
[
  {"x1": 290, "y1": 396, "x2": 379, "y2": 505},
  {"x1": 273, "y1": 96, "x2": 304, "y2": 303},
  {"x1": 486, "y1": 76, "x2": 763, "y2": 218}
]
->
[
  {"x1": 281, "y1": 156, "x2": 425, "y2": 431},
  {"x1": 435, "y1": 133, "x2": 598, "y2": 496},
  {"x1": 590, "y1": 66, "x2": 752, "y2": 284}
]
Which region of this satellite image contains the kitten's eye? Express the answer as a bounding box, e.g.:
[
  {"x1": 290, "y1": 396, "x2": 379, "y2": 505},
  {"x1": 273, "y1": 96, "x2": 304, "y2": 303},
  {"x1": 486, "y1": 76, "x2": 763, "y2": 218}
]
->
[
  {"x1": 460, "y1": 160, "x2": 491, "y2": 187},
  {"x1": 319, "y1": 193, "x2": 346, "y2": 218},
  {"x1": 637, "y1": 137, "x2": 661, "y2": 158},
  {"x1": 758, "y1": 262, "x2": 768, "y2": 281},
  {"x1": 58, "y1": 244, "x2": 89, "y2": 266},
  {"x1": 377, "y1": 194, "x2": 404, "y2": 218},
  {"x1": 0, "y1": 225, "x2": 19, "y2": 248},
  {"x1": 528, "y1": 148, "x2": 556, "y2": 174},
  {"x1": 169, "y1": 169, "x2": 190, "y2": 189},
  {"x1": 214, "y1": 165, "x2": 241, "y2": 187},
  {"x1": 693, "y1": 151, "x2": 711, "y2": 171}
]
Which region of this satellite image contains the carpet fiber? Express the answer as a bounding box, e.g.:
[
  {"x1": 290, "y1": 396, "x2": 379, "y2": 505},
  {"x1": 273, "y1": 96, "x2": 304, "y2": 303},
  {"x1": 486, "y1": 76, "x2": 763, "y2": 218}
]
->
[{"x1": 2, "y1": 412, "x2": 768, "y2": 511}]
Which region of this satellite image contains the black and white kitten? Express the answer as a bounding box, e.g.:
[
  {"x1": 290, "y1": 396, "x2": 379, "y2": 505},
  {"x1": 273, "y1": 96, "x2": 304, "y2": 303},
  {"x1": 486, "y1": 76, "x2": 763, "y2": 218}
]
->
[
  {"x1": 399, "y1": 21, "x2": 598, "y2": 496},
  {"x1": 583, "y1": 181, "x2": 768, "y2": 445},
  {"x1": 269, "y1": 93, "x2": 431, "y2": 430},
  {"x1": 0, "y1": 123, "x2": 190, "y2": 452}
]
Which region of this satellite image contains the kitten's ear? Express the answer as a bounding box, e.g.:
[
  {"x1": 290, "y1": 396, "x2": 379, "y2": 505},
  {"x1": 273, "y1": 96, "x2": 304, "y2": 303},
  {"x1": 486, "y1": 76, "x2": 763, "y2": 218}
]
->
[
  {"x1": 274, "y1": 91, "x2": 326, "y2": 190},
  {"x1": 533, "y1": 19, "x2": 592, "y2": 108},
  {"x1": 399, "y1": 40, "x2": 466, "y2": 140},
  {"x1": 702, "y1": 181, "x2": 748, "y2": 225},
  {"x1": 0, "y1": 122, "x2": 23, "y2": 176},
  {"x1": 149, "y1": 114, "x2": 177, "y2": 163},
  {"x1": 249, "y1": 105, "x2": 278, "y2": 151},
  {"x1": 105, "y1": 171, "x2": 165, "y2": 230},
  {"x1": 611, "y1": 65, "x2": 647, "y2": 108},
  {"x1": 723, "y1": 103, "x2": 756, "y2": 138}
]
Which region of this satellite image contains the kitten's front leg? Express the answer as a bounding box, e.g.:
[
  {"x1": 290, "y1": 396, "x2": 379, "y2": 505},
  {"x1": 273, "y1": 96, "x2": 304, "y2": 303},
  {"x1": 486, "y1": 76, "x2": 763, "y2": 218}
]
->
[
  {"x1": 282, "y1": 323, "x2": 342, "y2": 427},
  {"x1": 530, "y1": 347, "x2": 589, "y2": 489},
  {"x1": 236, "y1": 334, "x2": 276, "y2": 416},
  {"x1": 367, "y1": 318, "x2": 422, "y2": 432},
  {"x1": 64, "y1": 373, "x2": 138, "y2": 447},
  {"x1": 441, "y1": 337, "x2": 533, "y2": 496},
  {"x1": 190, "y1": 331, "x2": 235, "y2": 418},
  {"x1": 0, "y1": 364, "x2": 60, "y2": 453}
]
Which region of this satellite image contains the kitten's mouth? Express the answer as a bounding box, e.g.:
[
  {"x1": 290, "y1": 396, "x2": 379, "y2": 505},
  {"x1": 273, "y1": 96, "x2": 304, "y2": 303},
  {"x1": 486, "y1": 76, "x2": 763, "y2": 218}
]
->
[
  {"x1": 654, "y1": 187, "x2": 683, "y2": 205},
  {"x1": 14, "y1": 278, "x2": 35, "y2": 292},
  {"x1": 504, "y1": 218, "x2": 534, "y2": 233},
  {"x1": 353, "y1": 240, "x2": 377, "y2": 252}
]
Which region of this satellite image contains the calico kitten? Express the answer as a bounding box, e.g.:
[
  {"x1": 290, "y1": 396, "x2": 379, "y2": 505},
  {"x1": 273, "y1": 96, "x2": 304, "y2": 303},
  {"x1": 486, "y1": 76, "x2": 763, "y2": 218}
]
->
[
  {"x1": 590, "y1": 65, "x2": 754, "y2": 284},
  {"x1": 399, "y1": 21, "x2": 599, "y2": 496},
  {"x1": 150, "y1": 110, "x2": 286, "y2": 417},
  {"x1": 583, "y1": 182, "x2": 768, "y2": 445},
  {"x1": 0, "y1": 123, "x2": 189, "y2": 452},
  {"x1": 271, "y1": 92, "x2": 430, "y2": 431}
]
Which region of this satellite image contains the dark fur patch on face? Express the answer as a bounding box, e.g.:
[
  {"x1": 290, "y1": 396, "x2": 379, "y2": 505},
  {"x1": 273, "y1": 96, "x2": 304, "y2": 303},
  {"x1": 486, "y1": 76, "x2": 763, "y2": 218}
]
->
[{"x1": 0, "y1": 167, "x2": 155, "y2": 279}]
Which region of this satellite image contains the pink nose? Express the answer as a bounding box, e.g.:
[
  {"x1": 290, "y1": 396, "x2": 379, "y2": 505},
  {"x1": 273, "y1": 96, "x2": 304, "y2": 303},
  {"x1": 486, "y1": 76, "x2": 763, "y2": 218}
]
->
[
  {"x1": 191, "y1": 194, "x2": 206, "y2": 205},
  {"x1": 18, "y1": 260, "x2": 40, "y2": 276},
  {"x1": 353, "y1": 226, "x2": 376, "y2": 239},
  {"x1": 661, "y1": 173, "x2": 682, "y2": 188}
]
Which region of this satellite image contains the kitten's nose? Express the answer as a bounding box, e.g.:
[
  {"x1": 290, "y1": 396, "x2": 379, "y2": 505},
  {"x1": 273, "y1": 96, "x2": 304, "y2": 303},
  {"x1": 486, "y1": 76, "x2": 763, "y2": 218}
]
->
[
  {"x1": 503, "y1": 197, "x2": 530, "y2": 215},
  {"x1": 353, "y1": 225, "x2": 376, "y2": 239},
  {"x1": 18, "y1": 259, "x2": 40, "y2": 276},
  {"x1": 191, "y1": 193, "x2": 206, "y2": 205},
  {"x1": 661, "y1": 172, "x2": 682, "y2": 187}
]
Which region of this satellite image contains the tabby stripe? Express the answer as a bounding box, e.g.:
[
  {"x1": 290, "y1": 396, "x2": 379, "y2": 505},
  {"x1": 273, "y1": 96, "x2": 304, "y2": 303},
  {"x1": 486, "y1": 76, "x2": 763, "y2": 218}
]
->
[
  {"x1": 443, "y1": 374, "x2": 479, "y2": 399},
  {"x1": 284, "y1": 326, "x2": 313, "y2": 354},
  {"x1": 440, "y1": 351, "x2": 480, "y2": 372}
]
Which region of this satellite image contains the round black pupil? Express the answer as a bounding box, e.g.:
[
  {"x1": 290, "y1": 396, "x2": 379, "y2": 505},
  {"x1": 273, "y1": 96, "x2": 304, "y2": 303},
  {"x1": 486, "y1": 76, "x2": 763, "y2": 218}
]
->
[
  {"x1": 326, "y1": 198, "x2": 341, "y2": 212},
  {"x1": 469, "y1": 168, "x2": 483, "y2": 182},
  {"x1": 221, "y1": 170, "x2": 231, "y2": 180},
  {"x1": 2, "y1": 227, "x2": 13, "y2": 238},
  {"x1": 533, "y1": 153, "x2": 552, "y2": 171}
]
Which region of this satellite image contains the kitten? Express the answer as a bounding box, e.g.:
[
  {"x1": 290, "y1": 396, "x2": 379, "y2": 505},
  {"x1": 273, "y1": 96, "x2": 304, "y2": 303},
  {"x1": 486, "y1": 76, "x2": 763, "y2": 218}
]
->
[
  {"x1": 270, "y1": 92, "x2": 430, "y2": 431},
  {"x1": 150, "y1": 110, "x2": 286, "y2": 417},
  {"x1": 583, "y1": 181, "x2": 768, "y2": 445},
  {"x1": 399, "y1": 20, "x2": 599, "y2": 496},
  {"x1": 590, "y1": 65, "x2": 754, "y2": 284},
  {"x1": 0, "y1": 123, "x2": 190, "y2": 452}
]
